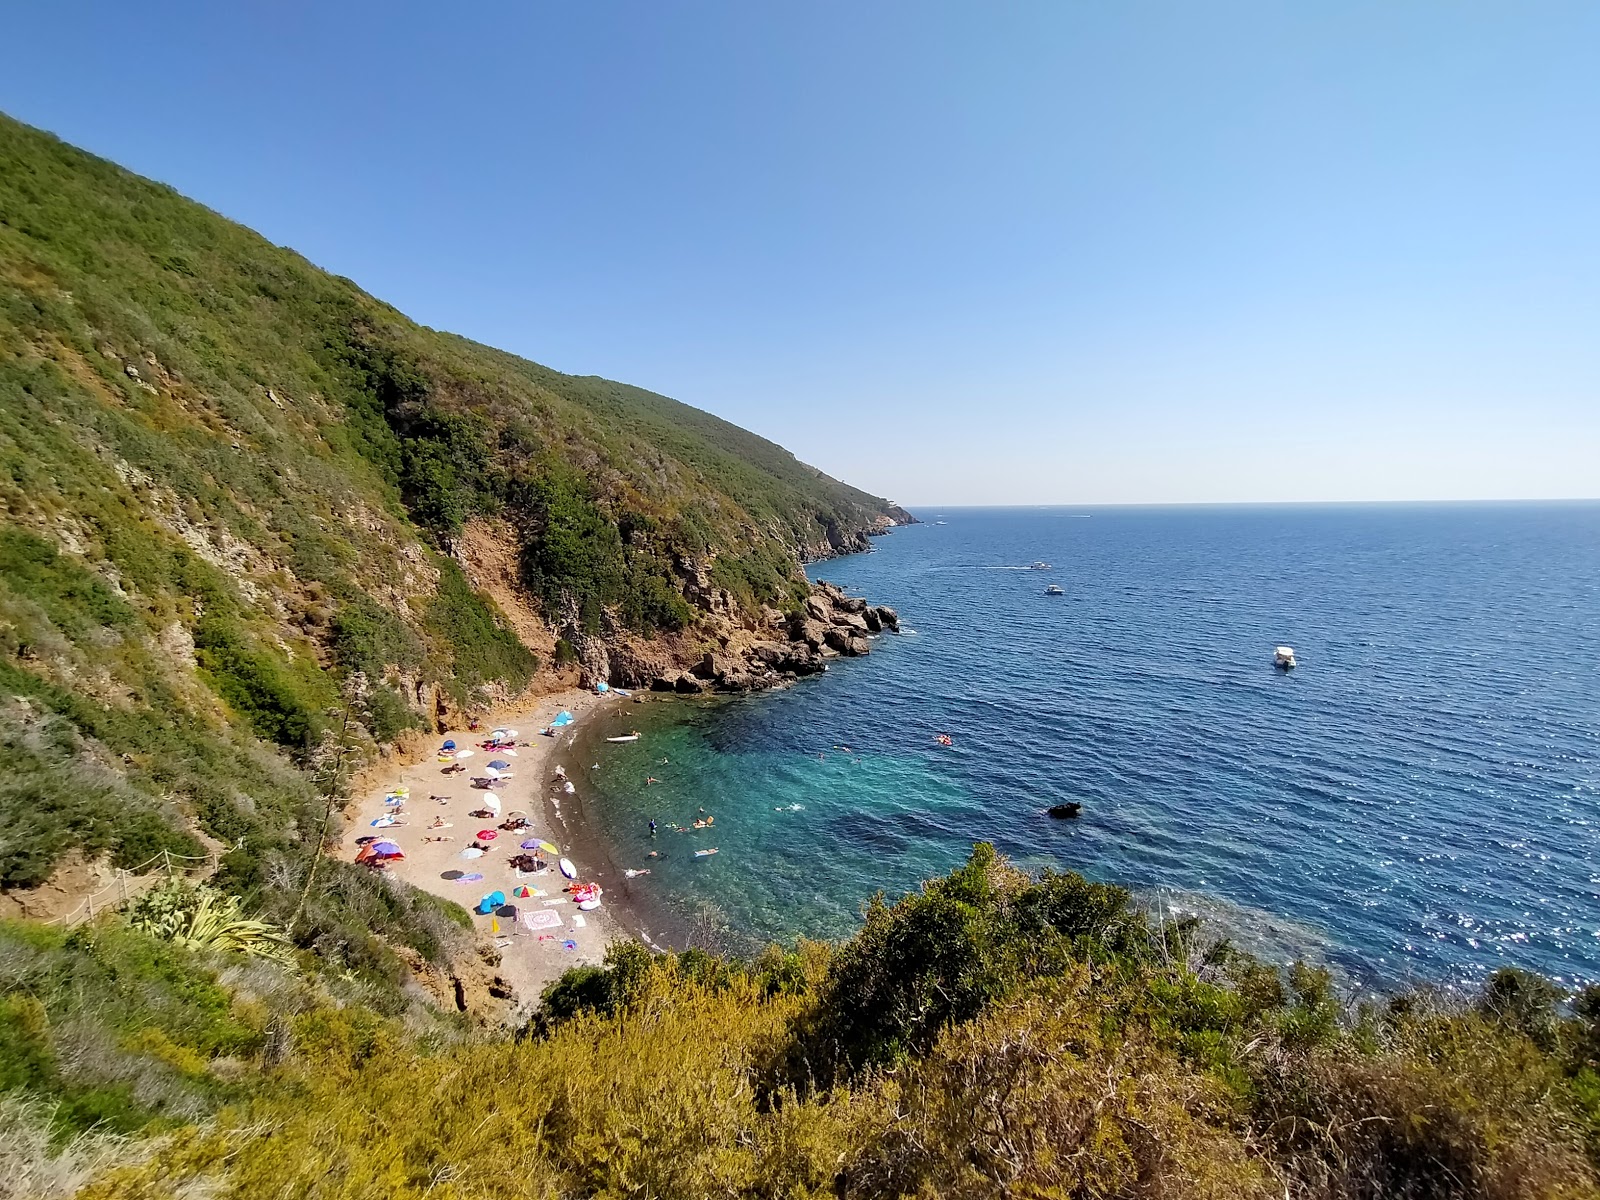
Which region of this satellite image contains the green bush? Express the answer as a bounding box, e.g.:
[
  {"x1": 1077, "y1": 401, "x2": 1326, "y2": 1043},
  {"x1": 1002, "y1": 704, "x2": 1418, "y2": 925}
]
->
[
  {"x1": 193, "y1": 616, "x2": 325, "y2": 750},
  {"x1": 424, "y1": 560, "x2": 537, "y2": 700}
]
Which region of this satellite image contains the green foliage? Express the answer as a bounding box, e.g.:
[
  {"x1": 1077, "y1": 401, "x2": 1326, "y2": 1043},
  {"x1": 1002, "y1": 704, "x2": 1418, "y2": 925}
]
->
[
  {"x1": 424, "y1": 560, "x2": 537, "y2": 701},
  {"x1": 62, "y1": 850, "x2": 1600, "y2": 1199},
  {"x1": 516, "y1": 467, "x2": 625, "y2": 622},
  {"x1": 193, "y1": 616, "x2": 328, "y2": 750},
  {"x1": 329, "y1": 598, "x2": 420, "y2": 678},
  {"x1": 362, "y1": 683, "x2": 418, "y2": 743},
  {"x1": 798, "y1": 842, "x2": 1151, "y2": 1082},
  {"x1": 0, "y1": 694, "x2": 201, "y2": 887},
  {"x1": 0, "y1": 920, "x2": 267, "y2": 1136},
  {"x1": 125, "y1": 879, "x2": 293, "y2": 963}
]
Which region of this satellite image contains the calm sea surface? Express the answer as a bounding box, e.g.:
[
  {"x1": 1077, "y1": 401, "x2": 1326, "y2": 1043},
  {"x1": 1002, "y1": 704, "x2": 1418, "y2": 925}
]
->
[{"x1": 577, "y1": 504, "x2": 1600, "y2": 988}]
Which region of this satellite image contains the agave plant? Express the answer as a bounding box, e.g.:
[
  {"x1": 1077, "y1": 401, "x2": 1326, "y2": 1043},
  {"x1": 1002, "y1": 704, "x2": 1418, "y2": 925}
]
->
[{"x1": 126, "y1": 880, "x2": 294, "y2": 964}]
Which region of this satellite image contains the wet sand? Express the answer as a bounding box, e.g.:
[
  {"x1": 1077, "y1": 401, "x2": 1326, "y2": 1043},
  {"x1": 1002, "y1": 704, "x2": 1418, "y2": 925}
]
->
[{"x1": 351, "y1": 688, "x2": 653, "y2": 1018}]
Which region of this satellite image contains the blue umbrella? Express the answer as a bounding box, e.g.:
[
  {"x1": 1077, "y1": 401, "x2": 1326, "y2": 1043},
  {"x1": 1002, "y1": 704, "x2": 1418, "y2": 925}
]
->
[
  {"x1": 372, "y1": 841, "x2": 403, "y2": 857},
  {"x1": 487, "y1": 759, "x2": 511, "y2": 770},
  {"x1": 441, "y1": 739, "x2": 457, "y2": 751}
]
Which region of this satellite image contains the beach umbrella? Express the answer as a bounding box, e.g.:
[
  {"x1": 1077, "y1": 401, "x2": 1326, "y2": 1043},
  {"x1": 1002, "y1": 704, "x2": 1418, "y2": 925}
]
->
[
  {"x1": 483, "y1": 798, "x2": 502, "y2": 814},
  {"x1": 505, "y1": 729, "x2": 520, "y2": 738},
  {"x1": 441, "y1": 869, "x2": 464, "y2": 880},
  {"x1": 455, "y1": 749, "x2": 475, "y2": 759},
  {"x1": 459, "y1": 872, "x2": 484, "y2": 882},
  {"x1": 484, "y1": 766, "x2": 502, "y2": 781},
  {"x1": 441, "y1": 739, "x2": 456, "y2": 751},
  {"x1": 487, "y1": 760, "x2": 511, "y2": 770},
  {"x1": 491, "y1": 729, "x2": 507, "y2": 740},
  {"x1": 500, "y1": 749, "x2": 518, "y2": 757},
  {"x1": 477, "y1": 829, "x2": 498, "y2": 840},
  {"x1": 460, "y1": 847, "x2": 484, "y2": 859},
  {"x1": 537, "y1": 840, "x2": 559, "y2": 854},
  {"x1": 519, "y1": 839, "x2": 541, "y2": 850},
  {"x1": 372, "y1": 841, "x2": 402, "y2": 857},
  {"x1": 370, "y1": 816, "x2": 398, "y2": 827},
  {"x1": 512, "y1": 886, "x2": 531, "y2": 898}
]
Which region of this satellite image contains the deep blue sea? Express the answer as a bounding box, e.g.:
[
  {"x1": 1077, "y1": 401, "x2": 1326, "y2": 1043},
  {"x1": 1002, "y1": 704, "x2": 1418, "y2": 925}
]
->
[{"x1": 577, "y1": 503, "x2": 1600, "y2": 989}]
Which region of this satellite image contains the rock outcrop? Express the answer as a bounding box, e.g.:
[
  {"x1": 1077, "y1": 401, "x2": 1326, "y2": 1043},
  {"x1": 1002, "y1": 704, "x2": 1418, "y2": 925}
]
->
[{"x1": 635, "y1": 578, "x2": 898, "y2": 695}]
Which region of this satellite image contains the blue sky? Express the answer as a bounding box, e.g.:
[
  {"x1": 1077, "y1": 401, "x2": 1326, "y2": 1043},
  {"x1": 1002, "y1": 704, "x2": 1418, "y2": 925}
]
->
[{"x1": 6, "y1": 2, "x2": 1597, "y2": 504}]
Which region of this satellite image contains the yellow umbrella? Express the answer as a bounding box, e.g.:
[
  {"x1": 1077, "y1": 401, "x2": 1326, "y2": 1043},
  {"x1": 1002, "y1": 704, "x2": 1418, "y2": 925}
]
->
[{"x1": 538, "y1": 841, "x2": 559, "y2": 855}]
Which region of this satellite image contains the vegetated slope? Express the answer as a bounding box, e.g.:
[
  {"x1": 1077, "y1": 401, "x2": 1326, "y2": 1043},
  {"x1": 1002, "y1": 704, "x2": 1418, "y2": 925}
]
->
[
  {"x1": 8, "y1": 846, "x2": 1598, "y2": 1198},
  {"x1": 0, "y1": 112, "x2": 907, "y2": 899}
]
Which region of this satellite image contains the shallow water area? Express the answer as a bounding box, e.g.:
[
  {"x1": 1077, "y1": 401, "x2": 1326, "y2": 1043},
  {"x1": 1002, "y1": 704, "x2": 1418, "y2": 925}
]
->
[{"x1": 581, "y1": 503, "x2": 1600, "y2": 988}]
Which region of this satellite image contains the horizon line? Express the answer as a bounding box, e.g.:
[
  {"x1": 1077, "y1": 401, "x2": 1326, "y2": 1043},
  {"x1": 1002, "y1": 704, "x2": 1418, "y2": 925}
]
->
[{"x1": 893, "y1": 497, "x2": 1600, "y2": 511}]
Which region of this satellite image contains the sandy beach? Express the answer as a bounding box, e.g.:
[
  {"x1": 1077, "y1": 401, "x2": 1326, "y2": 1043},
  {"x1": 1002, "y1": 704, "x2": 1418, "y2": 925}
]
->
[{"x1": 350, "y1": 687, "x2": 646, "y2": 1018}]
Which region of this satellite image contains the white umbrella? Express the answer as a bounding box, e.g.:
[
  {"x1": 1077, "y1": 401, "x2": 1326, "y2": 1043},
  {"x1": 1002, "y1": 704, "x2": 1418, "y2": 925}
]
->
[
  {"x1": 455, "y1": 749, "x2": 475, "y2": 759},
  {"x1": 484, "y1": 766, "x2": 502, "y2": 780},
  {"x1": 505, "y1": 729, "x2": 519, "y2": 738},
  {"x1": 484, "y1": 796, "x2": 502, "y2": 812},
  {"x1": 481, "y1": 791, "x2": 500, "y2": 806},
  {"x1": 460, "y1": 847, "x2": 485, "y2": 859}
]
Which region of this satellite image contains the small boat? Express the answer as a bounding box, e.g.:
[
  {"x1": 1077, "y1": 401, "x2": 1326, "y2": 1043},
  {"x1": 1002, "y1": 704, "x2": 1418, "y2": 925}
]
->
[
  {"x1": 559, "y1": 858, "x2": 578, "y2": 879},
  {"x1": 694, "y1": 848, "x2": 719, "y2": 858},
  {"x1": 1045, "y1": 584, "x2": 1064, "y2": 595},
  {"x1": 1046, "y1": 802, "x2": 1082, "y2": 819},
  {"x1": 606, "y1": 733, "x2": 641, "y2": 743},
  {"x1": 1030, "y1": 561, "x2": 1052, "y2": 570},
  {"x1": 1274, "y1": 645, "x2": 1297, "y2": 670}
]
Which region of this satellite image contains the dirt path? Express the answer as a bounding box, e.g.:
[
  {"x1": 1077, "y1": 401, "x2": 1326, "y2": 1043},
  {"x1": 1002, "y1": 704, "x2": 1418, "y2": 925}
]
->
[{"x1": 351, "y1": 688, "x2": 636, "y2": 1016}]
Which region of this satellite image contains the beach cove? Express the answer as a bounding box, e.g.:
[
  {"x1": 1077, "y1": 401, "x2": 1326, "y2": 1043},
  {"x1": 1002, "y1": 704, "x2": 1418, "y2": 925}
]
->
[{"x1": 350, "y1": 687, "x2": 664, "y2": 1015}]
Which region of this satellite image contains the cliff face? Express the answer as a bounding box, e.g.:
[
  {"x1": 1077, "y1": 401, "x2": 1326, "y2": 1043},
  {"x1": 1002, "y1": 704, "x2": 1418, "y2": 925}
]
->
[{"x1": 0, "y1": 111, "x2": 908, "y2": 892}]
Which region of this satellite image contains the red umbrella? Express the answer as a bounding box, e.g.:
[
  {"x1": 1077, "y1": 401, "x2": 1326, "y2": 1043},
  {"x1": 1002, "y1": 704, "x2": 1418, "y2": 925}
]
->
[{"x1": 477, "y1": 829, "x2": 498, "y2": 840}]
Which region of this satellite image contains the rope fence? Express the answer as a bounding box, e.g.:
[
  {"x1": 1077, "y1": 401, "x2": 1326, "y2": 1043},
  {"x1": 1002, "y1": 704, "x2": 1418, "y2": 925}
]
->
[{"x1": 42, "y1": 847, "x2": 223, "y2": 927}]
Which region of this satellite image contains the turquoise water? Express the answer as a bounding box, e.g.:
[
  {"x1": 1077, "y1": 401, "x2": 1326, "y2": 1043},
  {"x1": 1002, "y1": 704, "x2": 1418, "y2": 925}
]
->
[{"x1": 578, "y1": 503, "x2": 1600, "y2": 987}]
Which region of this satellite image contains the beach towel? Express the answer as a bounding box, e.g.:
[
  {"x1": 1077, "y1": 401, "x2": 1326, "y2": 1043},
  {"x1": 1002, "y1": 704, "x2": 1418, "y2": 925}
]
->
[{"x1": 520, "y1": 910, "x2": 562, "y2": 931}]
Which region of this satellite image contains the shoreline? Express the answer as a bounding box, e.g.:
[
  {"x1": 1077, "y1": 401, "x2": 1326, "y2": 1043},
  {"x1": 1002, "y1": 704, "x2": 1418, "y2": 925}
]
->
[{"x1": 349, "y1": 687, "x2": 658, "y2": 1021}]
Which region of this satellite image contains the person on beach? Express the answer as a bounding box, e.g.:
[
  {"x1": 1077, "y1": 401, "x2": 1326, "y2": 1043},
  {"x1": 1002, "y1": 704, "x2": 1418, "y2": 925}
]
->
[
  {"x1": 649, "y1": 819, "x2": 657, "y2": 835},
  {"x1": 646, "y1": 777, "x2": 659, "y2": 786}
]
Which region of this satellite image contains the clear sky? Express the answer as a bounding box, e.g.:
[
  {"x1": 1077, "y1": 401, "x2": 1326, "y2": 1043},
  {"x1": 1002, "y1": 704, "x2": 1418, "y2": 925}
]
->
[{"x1": 5, "y1": 2, "x2": 1597, "y2": 505}]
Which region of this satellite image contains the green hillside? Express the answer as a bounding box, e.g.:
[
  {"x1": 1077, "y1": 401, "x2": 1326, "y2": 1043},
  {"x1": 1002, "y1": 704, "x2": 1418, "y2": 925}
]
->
[{"x1": 0, "y1": 112, "x2": 906, "y2": 900}]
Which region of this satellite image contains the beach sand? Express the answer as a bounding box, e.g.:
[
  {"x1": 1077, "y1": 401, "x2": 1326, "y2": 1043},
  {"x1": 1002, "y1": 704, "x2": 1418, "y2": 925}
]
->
[{"x1": 349, "y1": 687, "x2": 647, "y2": 1020}]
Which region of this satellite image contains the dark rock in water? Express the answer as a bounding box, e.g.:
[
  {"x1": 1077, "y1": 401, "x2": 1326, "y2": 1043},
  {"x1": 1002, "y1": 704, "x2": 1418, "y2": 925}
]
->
[
  {"x1": 831, "y1": 610, "x2": 870, "y2": 633},
  {"x1": 873, "y1": 605, "x2": 900, "y2": 632},
  {"x1": 1046, "y1": 803, "x2": 1082, "y2": 819}
]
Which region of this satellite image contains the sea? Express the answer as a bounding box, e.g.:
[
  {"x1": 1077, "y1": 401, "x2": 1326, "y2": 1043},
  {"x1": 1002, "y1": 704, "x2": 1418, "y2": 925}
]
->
[{"x1": 574, "y1": 503, "x2": 1600, "y2": 991}]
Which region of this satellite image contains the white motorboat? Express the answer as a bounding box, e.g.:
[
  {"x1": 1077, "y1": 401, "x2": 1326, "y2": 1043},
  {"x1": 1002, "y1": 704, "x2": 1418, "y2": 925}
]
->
[{"x1": 1274, "y1": 645, "x2": 1297, "y2": 669}]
